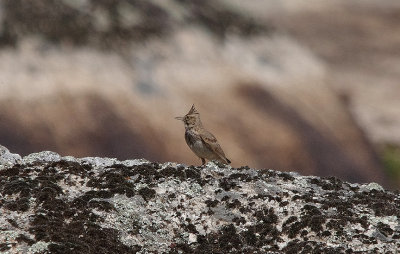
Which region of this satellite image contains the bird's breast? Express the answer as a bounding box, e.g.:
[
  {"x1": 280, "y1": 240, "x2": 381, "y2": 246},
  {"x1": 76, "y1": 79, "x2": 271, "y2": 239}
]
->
[
  {"x1": 190, "y1": 140, "x2": 212, "y2": 158},
  {"x1": 185, "y1": 131, "x2": 213, "y2": 158}
]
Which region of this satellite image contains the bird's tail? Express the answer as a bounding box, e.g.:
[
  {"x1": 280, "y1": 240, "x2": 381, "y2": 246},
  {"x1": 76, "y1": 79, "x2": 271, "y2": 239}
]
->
[{"x1": 217, "y1": 156, "x2": 231, "y2": 165}]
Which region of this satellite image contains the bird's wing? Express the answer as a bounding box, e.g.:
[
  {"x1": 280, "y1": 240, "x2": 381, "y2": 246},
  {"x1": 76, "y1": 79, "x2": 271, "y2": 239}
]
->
[{"x1": 200, "y1": 130, "x2": 229, "y2": 162}]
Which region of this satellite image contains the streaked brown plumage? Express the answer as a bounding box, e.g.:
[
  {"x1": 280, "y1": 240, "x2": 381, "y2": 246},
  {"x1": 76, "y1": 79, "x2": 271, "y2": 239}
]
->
[{"x1": 176, "y1": 105, "x2": 231, "y2": 165}]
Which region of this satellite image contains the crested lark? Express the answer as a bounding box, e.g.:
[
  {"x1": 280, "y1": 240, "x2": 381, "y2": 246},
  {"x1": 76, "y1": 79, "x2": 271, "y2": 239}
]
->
[{"x1": 175, "y1": 105, "x2": 231, "y2": 165}]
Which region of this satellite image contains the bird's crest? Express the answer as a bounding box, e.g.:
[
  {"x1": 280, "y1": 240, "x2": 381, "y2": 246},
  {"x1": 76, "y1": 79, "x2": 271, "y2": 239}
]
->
[{"x1": 187, "y1": 104, "x2": 199, "y2": 116}]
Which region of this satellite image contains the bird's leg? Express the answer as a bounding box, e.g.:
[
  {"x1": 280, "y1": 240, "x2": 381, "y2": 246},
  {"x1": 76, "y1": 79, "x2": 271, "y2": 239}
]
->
[{"x1": 201, "y1": 158, "x2": 206, "y2": 165}]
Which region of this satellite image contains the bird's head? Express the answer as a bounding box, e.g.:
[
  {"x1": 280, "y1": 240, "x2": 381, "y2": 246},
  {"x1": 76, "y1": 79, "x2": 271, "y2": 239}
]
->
[{"x1": 175, "y1": 104, "x2": 202, "y2": 129}]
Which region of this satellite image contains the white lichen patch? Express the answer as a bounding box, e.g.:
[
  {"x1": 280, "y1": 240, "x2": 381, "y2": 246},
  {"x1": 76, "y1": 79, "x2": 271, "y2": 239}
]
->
[
  {"x1": 23, "y1": 151, "x2": 61, "y2": 164},
  {"x1": 359, "y1": 182, "x2": 385, "y2": 192},
  {"x1": 57, "y1": 174, "x2": 93, "y2": 201},
  {"x1": 27, "y1": 241, "x2": 51, "y2": 253}
]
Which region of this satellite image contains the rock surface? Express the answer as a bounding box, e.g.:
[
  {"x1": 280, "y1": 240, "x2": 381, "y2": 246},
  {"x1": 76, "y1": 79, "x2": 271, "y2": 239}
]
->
[
  {"x1": 0, "y1": 148, "x2": 399, "y2": 253},
  {"x1": 0, "y1": 145, "x2": 21, "y2": 168}
]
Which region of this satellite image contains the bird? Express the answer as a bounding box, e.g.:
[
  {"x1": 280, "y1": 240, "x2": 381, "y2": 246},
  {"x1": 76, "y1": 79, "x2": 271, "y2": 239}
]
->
[{"x1": 175, "y1": 105, "x2": 231, "y2": 165}]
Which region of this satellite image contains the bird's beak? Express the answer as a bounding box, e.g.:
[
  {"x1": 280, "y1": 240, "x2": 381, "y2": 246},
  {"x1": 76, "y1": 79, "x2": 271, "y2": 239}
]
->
[{"x1": 175, "y1": 116, "x2": 184, "y2": 121}]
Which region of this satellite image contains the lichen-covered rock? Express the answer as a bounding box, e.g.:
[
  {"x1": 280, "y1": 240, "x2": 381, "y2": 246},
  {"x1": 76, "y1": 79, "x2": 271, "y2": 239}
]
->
[
  {"x1": 0, "y1": 148, "x2": 399, "y2": 253},
  {"x1": 0, "y1": 145, "x2": 21, "y2": 169}
]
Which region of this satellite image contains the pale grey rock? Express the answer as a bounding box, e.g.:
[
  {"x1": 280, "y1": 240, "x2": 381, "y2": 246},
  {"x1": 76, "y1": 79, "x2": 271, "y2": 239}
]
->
[
  {"x1": 22, "y1": 151, "x2": 61, "y2": 164},
  {"x1": 0, "y1": 145, "x2": 21, "y2": 168},
  {"x1": 360, "y1": 182, "x2": 385, "y2": 192},
  {"x1": 0, "y1": 147, "x2": 399, "y2": 253}
]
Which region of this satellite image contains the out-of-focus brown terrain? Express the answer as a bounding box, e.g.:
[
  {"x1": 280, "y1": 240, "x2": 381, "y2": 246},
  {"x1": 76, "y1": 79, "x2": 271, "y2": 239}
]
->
[{"x1": 0, "y1": 0, "x2": 399, "y2": 187}]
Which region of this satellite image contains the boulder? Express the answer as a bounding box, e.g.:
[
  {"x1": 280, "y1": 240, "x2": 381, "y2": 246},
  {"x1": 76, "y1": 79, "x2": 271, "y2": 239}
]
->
[{"x1": 0, "y1": 148, "x2": 399, "y2": 253}]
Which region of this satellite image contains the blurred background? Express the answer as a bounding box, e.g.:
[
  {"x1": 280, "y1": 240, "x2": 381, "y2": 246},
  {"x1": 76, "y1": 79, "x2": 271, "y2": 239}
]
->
[{"x1": 0, "y1": 0, "x2": 399, "y2": 188}]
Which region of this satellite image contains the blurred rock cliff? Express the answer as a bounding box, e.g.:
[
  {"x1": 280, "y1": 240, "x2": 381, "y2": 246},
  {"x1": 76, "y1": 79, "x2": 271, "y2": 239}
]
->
[{"x1": 1, "y1": 0, "x2": 399, "y2": 187}]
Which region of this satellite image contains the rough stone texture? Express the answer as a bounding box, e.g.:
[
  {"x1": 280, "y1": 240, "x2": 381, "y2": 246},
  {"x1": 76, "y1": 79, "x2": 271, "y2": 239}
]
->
[
  {"x1": 0, "y1": 145, "x2": 21, "y2": 169},
  {"x1": 1, "y1": 148, "x2": 399, "y2": 253}
]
